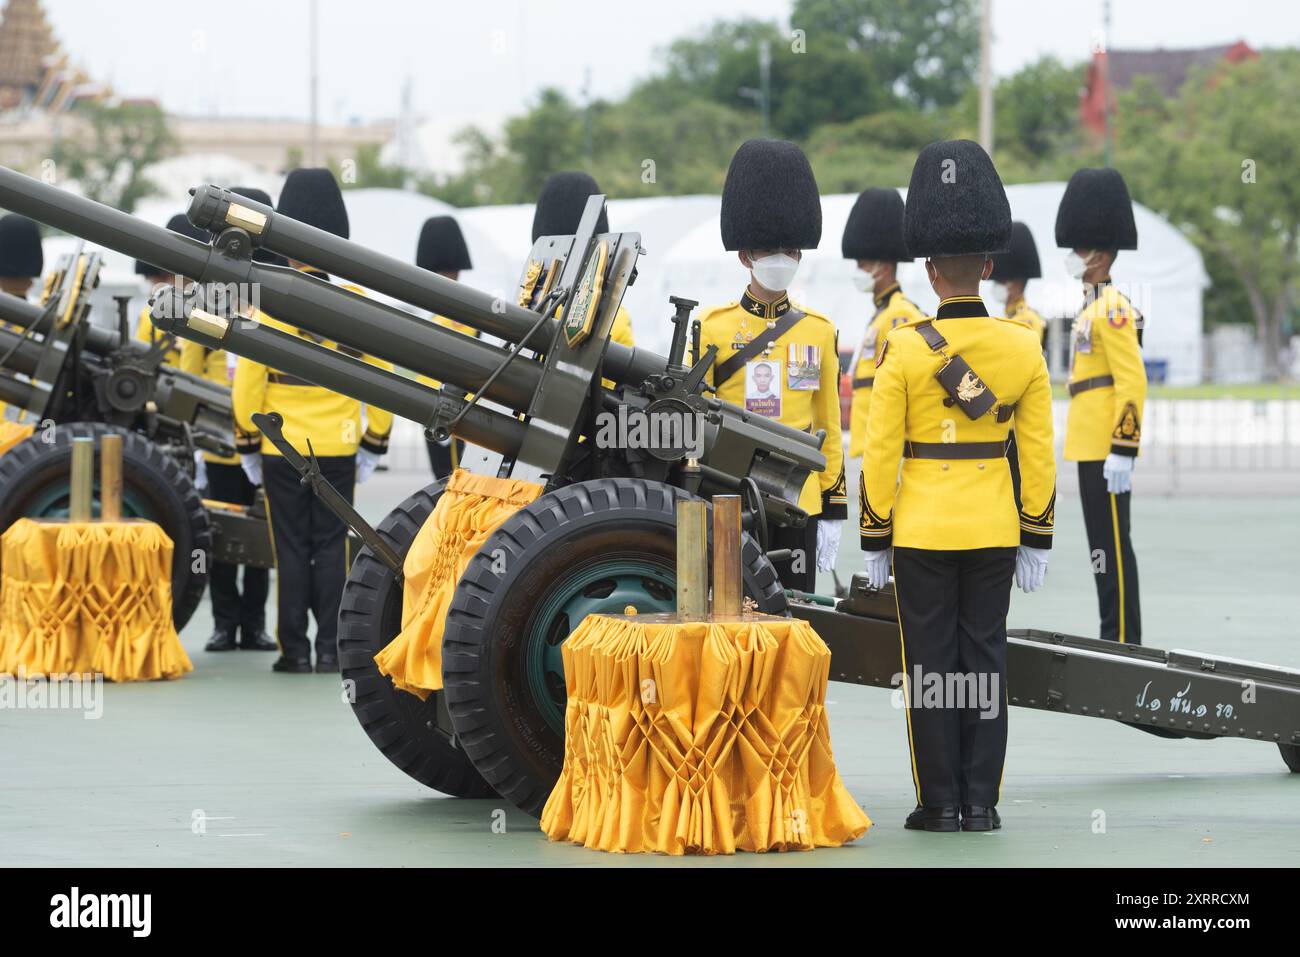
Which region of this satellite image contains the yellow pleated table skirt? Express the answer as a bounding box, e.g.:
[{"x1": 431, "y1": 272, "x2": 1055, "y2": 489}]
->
[
  {"x1": 375, "y1": 469, "x2": 542, "y2": 698},
  {"x1": 0, "y1": 519, "x2": 191, "y2": 681},
  {"x1": 0, "y1": 420, "x2": 34, "y2": 457},
  {"x1": 542, "y1": 612, "x2": 871, "y2": 855}
]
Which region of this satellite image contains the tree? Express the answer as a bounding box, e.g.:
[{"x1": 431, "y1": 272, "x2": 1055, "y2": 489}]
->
[
  {"x1": 992, "y1": 56, "x2": 1085, "y2": 164},
  {"x1": 1115, "y1": 53, "x2": 1300, "y2": 378},
  {"x1": 791, "y1": 0, "x2": 980, "y2": 110},
  {"x1": 51, "y1": 101, "x2": 174, "y2": 212}
]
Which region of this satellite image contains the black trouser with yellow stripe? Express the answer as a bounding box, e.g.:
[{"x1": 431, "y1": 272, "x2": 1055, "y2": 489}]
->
[
  {"x1": 425, "y1": 437, "x2": 464, "y2": 482},
  {"x1": 893, "y1": 546, "x2": 1016, "y2": 808},
  {"x1": 206, "y1": 461, "x2": 269, "y2": 638},
  {"x1": 1077, "y1": 460, "x2": 1141, "y2": 644},
  {"x1": 263, "y1": 454, "x2": 355, "y2": 662}
]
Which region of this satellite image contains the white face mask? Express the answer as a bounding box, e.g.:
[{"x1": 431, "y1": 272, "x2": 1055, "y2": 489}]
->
[
  {"x1": 851, "y1": 265, "x2": 879, "y2": 295},
  {"x1": 1065, "y1": 251, "x2": 1092, "y2": 280},
  {"x1": 750, "y1": 253, "x2": 800, "y2": 292},
  {"x1": 985, "y1": 282, "x2": 1009, "y2": 310}
]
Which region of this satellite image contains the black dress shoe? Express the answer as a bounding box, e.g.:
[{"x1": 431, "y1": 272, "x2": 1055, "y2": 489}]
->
[
  {"x1": 272, "y1": 656, "x2": 313, "y2": 674},
  {"x1": 239, "y1": 629, "x2": 277, "y2": 651},
  {"x1": 904, "y1": 804, "x2": 961, "y2": 832},
  {"x1": 204, "y1": 629, "x2": 238, "y2": 652},
  {"x1": 961, "y1": 806, "x2": 1002, "y2": 831},
  {"x1": 314, "y1": 655, "x2": 339, "y2": 673}
]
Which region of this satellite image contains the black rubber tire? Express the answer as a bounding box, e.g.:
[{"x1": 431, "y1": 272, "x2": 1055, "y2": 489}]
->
[
  {"x1": 1280, "y1": 743, "x2": 1300, "y2": 773},
  {"x1": 442, "y1": 478, "x2": 788, "y2": 817},
  {"x1": 336, "y1": 479, "x2": 495, "y2": 798},
  {"x1": 0, "y1": 422, "x2": 210, "y2": 630}
]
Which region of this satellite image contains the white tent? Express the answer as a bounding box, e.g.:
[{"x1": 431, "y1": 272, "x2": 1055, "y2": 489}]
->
[
  {"x1": 351, "y1": 184, "x2": 1207, "y2": 385},
  {"x1": 59, "y1": 181, "x2": 1207, "y2": 385}
]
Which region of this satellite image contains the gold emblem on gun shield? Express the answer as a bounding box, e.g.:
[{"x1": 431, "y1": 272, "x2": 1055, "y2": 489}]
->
[{"x1": 563, "y1": 240, "x2": 608, "y2": 349}]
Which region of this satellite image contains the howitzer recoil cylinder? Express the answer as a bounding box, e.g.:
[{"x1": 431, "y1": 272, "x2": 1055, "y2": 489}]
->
[{"x1": 150, "y1": 289, "x2": 527, "y2": 458}]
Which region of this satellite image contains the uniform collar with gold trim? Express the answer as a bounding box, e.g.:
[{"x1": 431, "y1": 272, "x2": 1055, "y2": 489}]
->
[
  {"x1": 740, "y1": 289, "x2": 793, "y2": 320},
  {"x1": 873, "y1": 281, "x2": 901, "y2": 308},
  {"x1": 935, "y1": 296, "x2": 989, "y2": 320}
]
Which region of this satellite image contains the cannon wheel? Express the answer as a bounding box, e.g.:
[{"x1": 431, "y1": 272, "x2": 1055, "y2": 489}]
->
[
  {"x1": 0, "y1": 421, "x2": 210, "y2": 630},
  {"x1": 442, "y1": 477, "x2": 789, "y2": 817},
  {"x1": 336, "y1": 479, "x2": 495, "y2": 798},
  {"x1": 1280, "y1": 744, "x2": 1300, "y2": 773}
]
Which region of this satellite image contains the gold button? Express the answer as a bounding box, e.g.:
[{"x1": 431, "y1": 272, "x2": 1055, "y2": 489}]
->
[
  {"x1": 941, "y1": 463, "x2": 949, "y2": 471},
  {"x1": 978, "y1": 462, "x2": 985, "y2": 470}
]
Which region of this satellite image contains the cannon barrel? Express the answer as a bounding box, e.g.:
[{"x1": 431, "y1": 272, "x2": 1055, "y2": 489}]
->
[
  {"x1": 185, "y1": 183, "x2": 664, "y2": 386},
  {"x1": 0, "y1": 166, "x2": 826, "y2": 499},
  {"x1": 0, "y1": 166, "x2": 545, "y2": 412},
  {"x1": 152, "y1": 288, "x2": 527, "y2": 458}
]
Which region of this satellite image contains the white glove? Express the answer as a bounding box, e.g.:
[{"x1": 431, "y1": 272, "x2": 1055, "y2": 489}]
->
[
  {"x1": 193, "y1": 450, "x2": 208, "y2": 494},
  {"x1": 240, "y1": 452, "x2": 263, "y2": 487},
  {"x1": 815, "y1": 519, "x2": 842, "y2": 572},
  {"x1": 1015, "y1": 546, "x2": 1050, "y2": 593},
  {"x1": 863, "y1": 549, "x2": 890, "y2": 590},
  {"x1": 357, "y1": 448, "x2": 381, "y2": 484},
  {"x1": 1103, "y1": 453, "x2": 1134, "y2": 495}
]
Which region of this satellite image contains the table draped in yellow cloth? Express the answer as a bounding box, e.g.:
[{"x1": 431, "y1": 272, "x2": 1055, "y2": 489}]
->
[
  {"x1": 542, "y1": 612, "x2": 871, "y2": 855},
  {"x1": 0, "y1": 519, "x2": 191, "y2": 682},
  {"x1": 375, "y1": 469, "x2": 543, "y2": 698},
  {"x1": 0, "y1": 420, "x2": 34, "y2": 457}
]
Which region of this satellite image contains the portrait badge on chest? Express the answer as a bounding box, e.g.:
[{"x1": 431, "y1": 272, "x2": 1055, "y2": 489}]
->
[{"x1": 745, "y1": 359, "x2": 782, "y2": 418}]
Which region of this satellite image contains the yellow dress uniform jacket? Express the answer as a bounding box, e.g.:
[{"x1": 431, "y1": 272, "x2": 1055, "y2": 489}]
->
[
  {"x1": 179, "y1": 339, "x2": 239, "y2": 466},
  {"x1": 1006, "y1": 295, "x2": 1047, "y2": 349},
  {"x1": 859, "y1": 296, "x2": 1055, "y2": 551},
  {"x1": 135, "y1": 305, "x2": 181, "y2": 367},
  {"x1": 232, "y1": 271, "x2": 394, "y2": 458},
  {"x1": 849, "y1": 282, "x2": 923, "y2": 458},
  {"x1": 1064, "y1": 281, "x2": 1147, "y2": 462},
  {"x1": 700, "y1": 290, "x2": 846, "y2": 520}
]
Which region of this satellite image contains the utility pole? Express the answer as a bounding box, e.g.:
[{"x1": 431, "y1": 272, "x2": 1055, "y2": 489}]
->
[
  {"x1": 978, "y1": 0, "x2": 993, "y2": 156},
  {"x1": 1102, "y1": 0, "x2": 1113, "y2": 167},
  {"x1": 740, "y1": 39, "x2": 773, "y2": 137},
  {"x1": 308, "y1": 0, "x2": 320, "y2": 166},
  {"x1": 582, "y1": 65, "x2": 593, "y2": 167}
]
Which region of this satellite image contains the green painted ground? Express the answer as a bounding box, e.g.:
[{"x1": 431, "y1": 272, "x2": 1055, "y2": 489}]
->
[{"x1": 1, "y1": 475, "x2": 1297, "y2": 867}]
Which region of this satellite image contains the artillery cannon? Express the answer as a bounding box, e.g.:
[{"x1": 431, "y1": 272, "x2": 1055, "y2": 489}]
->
[
  {"x1": 0, "y1": 250, "x2": 272, "y2": 628},
  {"x1": 1, "y1": 166, "x2": 1295, "y2": 818}
]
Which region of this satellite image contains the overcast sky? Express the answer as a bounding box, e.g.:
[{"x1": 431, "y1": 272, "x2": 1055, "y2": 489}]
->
[{"x1": 41, "y1": 0, "x2": 1300, "y2": 129}]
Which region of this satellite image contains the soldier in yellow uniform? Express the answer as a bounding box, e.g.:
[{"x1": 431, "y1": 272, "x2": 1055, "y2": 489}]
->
[
  {"x1": 860, "y1": 140, "x2": 1056, "y2": 833},
  {"x1": 842, "y1": 188, "x2": 923, "y2": 458},
  {"x1": 989, "y1": 220, "x2": 1046, "y2": 509},
  {"x1": 180, "y1": 188, "x2": 278, "y2": 654},
  {"x1": 414, "y1": 214, "x2": 477, "y2": 480},
  {"x1": 1056, "y1": 168, "x2": 1146, "y2": 645},
  {"x1": 232, "y1": 169, "x2": 394, "y2": 674},
  {"x1": 134, "y1": 214, "x2": 210, "y2": 367},
  {"x1": 989, "y1": 221, "x2": 1046, "y2": 348},
  {"x1": 699, "y1": 138, "x2": 846, "y2": 591},
  {"x1": 530, "y1": 171, "x2": 634, "y2": 350},
  {"x1": 0, "y1": 214, "x2": 43, "y2": 421}
]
